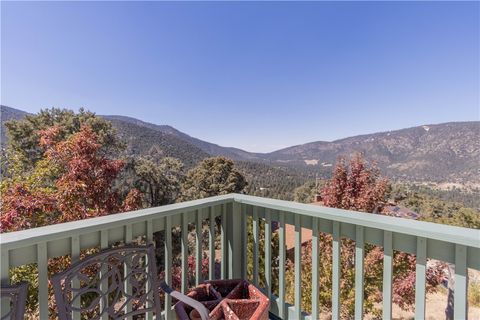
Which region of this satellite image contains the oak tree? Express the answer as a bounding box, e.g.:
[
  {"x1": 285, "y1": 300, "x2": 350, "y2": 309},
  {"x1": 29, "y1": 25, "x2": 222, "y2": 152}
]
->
[
  {"x1": 181, "y1": 157, "x2": 247, "y2": 200},
  {"x1": 285, "y1": 154, "x2": 444, "y2": 317}
]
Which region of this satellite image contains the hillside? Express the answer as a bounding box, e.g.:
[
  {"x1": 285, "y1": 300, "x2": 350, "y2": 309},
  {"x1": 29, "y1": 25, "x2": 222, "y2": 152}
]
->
[
  {"x1": 266, "y1": 122, "x2": 480, "y2": 184},
  {"x1": 2, "y1": 105, "x2": 478, "y2": 184},
  {"x1": 106, "y1": 117, "x2": 209, "y2": 167},
  {"x1": 0, "y1": 106, "x2": 209, "y2": 167},
  {"x1": 0, "y1": 105, "x2": 29, "y2": 148},
  {"x1": 103, "y1": 115, "x2": 261, "y2": 161}
]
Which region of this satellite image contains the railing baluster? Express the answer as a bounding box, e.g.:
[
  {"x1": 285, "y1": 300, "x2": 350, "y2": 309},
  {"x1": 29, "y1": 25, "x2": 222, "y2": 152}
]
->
[
  {"x1": 209, "y1": 207, "x2": 215, "y2": 280},
  {"x1": 229, "y1": 202, "x2": 242, "y2": 279},
  {"x1": 311, "y1": 218, "x2": 320, "y2": 320},
  {"x1": 2, "y1": 195, "x2": 479, "y2": 320},
  {"x1": 414, "y1": 237, "x2": 426, "y2": 319},
  {"x1": 355, "y1": 225, "x2": 365, "y2": 320},
  {"x1": 253, "y1": 206, "x2": 259, "y2": 286},
  {"x1": 454, "y1": 244, "x2": 467, "y2": 319},
  {"x1": 1, "y1": 249, "x2": 10, "y2": 316},
  {"x1": 71, "y1": 235, "x2": 80, "y2": 320},
  {"x1": 37, "y1": 242, "x2": 48, "y2": 319},
  {"x1": 382, "y1": 231, "x2": 393, "y2": 320},
  {"x1": 221, "y1": 204, "x2": 227, "y2": 279},
  {"x1": 241, "y1": 204, "x2": 248, "y2": 280},
  {"x1": 124, "y1": 224, "x2": 133, "y2": 319},
  {"x1": 125, "y1": 223, "x2": 133, "y2": 243},
  {"x1": 181, "y1": 213, "x2": 188, "y2": 294},
  {"x1": 100, "y1": 230, "x2": 109, "y2": 320},
  {"x1": 278, "y1": 211, "x2": 286, "y2": 319},
  {"x1": 165, "y1": 216, "x2": 173, "y2": 319},
  {"x1": 264, "y1": 208, "x2": 272, "y2": 298},
  {"x1": 195, "y1": 209, "x2": 203, "y2": 286},
  {"x1": 294, "y1": 213, "x2": 302, "y2": 320},
  {"x1": 145, "y1": 221, "x2": 153, "y2": 320},
  {"x1": 146, "y1": 219, "x2": 153, "y2": 243},
  {"x1": 332, "y1": 221, "x2": 341, "y2": 320},
  {"x1": 312, "y1": 218, "x2": 320, "y2": 320}
]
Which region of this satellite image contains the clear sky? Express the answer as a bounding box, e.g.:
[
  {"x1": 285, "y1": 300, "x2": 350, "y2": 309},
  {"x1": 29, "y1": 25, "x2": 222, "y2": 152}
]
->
[{"x1": 1, "y1": 1, "x2": 479, "y2": 152}]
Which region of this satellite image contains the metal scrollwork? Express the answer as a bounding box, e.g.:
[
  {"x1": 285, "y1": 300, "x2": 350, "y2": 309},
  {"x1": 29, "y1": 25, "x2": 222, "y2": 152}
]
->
[{"x1": 52, "y1": 244, "x2": 162, "y2": 320}]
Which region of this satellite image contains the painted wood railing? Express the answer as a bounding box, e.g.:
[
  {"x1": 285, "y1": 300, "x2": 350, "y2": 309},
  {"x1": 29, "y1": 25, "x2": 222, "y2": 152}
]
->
[{"x1": 1, "y1": 194, "x2": 479, "y2": 319}]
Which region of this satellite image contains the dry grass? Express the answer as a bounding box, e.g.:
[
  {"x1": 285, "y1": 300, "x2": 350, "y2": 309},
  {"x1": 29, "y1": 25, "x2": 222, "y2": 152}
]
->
[
  {"x1": 470, "y1": 282, "x2": 480, "y2": 308},
  {"x1": 390, "y1": 290, "x2": 480, "y2": 320},
  {"x1": 332, "y1": 288, "x2": 480, "y2": 320}
]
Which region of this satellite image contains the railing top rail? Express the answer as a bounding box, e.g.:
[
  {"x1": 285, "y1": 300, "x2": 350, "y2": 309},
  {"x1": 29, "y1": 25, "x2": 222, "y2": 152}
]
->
[
  {"x1": 232, "y1": 194, "x2": 480, "y2": 248},
  {"x1": 1, "y1": 193, "x2": 478, "y2": 250},
  {"x1": 0, "y1": 194, "x2": 233, "y2": 250}
]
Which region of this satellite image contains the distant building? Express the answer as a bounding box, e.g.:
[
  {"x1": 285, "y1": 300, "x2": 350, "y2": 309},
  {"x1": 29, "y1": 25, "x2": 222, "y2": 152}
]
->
[
  {"x1": 381, "y1": 205, "x2": 420, "y2": 220},
  {"x1": 281, "y1": 196, "x2": 420, "y2": 259}
]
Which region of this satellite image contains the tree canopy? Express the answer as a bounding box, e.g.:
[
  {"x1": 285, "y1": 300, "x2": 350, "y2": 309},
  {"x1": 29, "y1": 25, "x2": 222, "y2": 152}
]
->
[
  {"x1": 3, "y1": 108, "x2": 123, "y2": 178},
  {"x1": 133, "y1": 156, "x2": 184, "y2": 207},
  {"x1": 293, "y1": 180, "x2": 320, "y2": 203},
  {"x1": 1, "y1": 125, "x2": 141, "y2": 232},
  {"x1": 285, "y1": 154, "x2": 444, "y2": 317},
  {"x1": 181, "y1": 157, "x2": 247, "y2": 200}
]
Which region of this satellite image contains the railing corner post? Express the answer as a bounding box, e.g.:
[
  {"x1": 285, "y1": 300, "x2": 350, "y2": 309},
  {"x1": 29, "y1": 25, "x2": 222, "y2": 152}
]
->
[{"x1": 227, "y1": 201, "x2": 243, "y2": 279}]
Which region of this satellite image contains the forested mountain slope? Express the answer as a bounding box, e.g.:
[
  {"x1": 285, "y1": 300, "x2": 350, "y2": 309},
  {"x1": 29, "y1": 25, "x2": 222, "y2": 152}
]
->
[
  {"x1": 2, "y1": 105, "x2": 478, "y2": 184},
  {"x1": 266, "y1": 122, "x2": 479, "y2": 183}
]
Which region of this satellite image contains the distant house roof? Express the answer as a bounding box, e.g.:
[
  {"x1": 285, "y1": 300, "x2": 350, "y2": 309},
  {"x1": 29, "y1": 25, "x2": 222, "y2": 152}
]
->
[
  {"x1": 284, "y1": 202, "x2": 321, "y2": 251},
  {"x1": 381, "y1": 205, "x2": 420, "y2": 220},
  {"x1": 284, "y1": 224, "x2": 312, "y2": 251},
  {"x1": 280, "y1": 202, "x2": 420, "y2": 258}
]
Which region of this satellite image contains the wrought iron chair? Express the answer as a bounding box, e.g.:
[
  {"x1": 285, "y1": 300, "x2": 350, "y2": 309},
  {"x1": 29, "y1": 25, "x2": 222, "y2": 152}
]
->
[
  {"x1": 51, "y1": 244, "x2": 161, "y2": 319},
  {"x1": 0, "y1": 282, "x2": 28, "y2": 320},
  {"x1": 51, "y1": 244, "x2": 209, "y2": 320}
]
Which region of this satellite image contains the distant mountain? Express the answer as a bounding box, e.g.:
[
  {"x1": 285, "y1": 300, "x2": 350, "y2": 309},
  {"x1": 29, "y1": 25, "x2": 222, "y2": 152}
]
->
[
  {"x1": 0, "y1": 105, "x2": 28, "y2": 122},
  {"x1": 103, "y1": 115, "x2": 261, "y2": 161},
  {"x1": 105, "y1": 117, "x2": 209, "y2": 167},
  {"x1": 265, "y1": 122, "x2": 480, "y2": 184},
  {"x1": 2, "y1": 105, "x2": 478, "y2": 184},
  {"x1": 0, "y1": 105, "x2": 29, "y2": 148},
  {"x1": 0, "y1": 106, "x2": 209, "y2": 166}
]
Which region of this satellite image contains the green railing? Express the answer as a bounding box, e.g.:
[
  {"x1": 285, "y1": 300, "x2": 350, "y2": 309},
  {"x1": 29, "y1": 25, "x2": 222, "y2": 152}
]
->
[{"x1": 1, "y1": 194, "x2": 479, "y2": 319}]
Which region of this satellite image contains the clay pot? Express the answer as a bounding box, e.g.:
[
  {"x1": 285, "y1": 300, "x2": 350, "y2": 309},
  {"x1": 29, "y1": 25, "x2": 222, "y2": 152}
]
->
[{"x1": 174, "y1": 279, "x2": 270, "y2": 320}]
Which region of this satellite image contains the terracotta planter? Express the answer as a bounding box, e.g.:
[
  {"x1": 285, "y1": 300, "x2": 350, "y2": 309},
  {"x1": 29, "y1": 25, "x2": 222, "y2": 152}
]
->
[{"x1": 174, "y1": 279, "x2": 270, "y2": 320}]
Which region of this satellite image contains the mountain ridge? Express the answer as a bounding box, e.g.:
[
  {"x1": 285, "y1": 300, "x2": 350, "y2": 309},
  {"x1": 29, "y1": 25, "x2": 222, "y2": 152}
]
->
[
  {"x1": 102, "y1": 114, "x2": 261, "y2": 161},
  {"x1": 1, "y1": 105, "x2": 478, "y2": 184}
]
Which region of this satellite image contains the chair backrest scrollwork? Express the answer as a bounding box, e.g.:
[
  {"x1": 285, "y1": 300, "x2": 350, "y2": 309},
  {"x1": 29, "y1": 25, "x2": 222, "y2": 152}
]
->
[{"x1": 51, "y1": 244, "x2": 162, "y2": 320}]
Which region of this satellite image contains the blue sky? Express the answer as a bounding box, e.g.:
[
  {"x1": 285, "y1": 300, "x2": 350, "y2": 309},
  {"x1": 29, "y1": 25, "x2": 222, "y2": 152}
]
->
[{"x1": 1, "y1": 1, "x2": 479, "y2": 152}]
